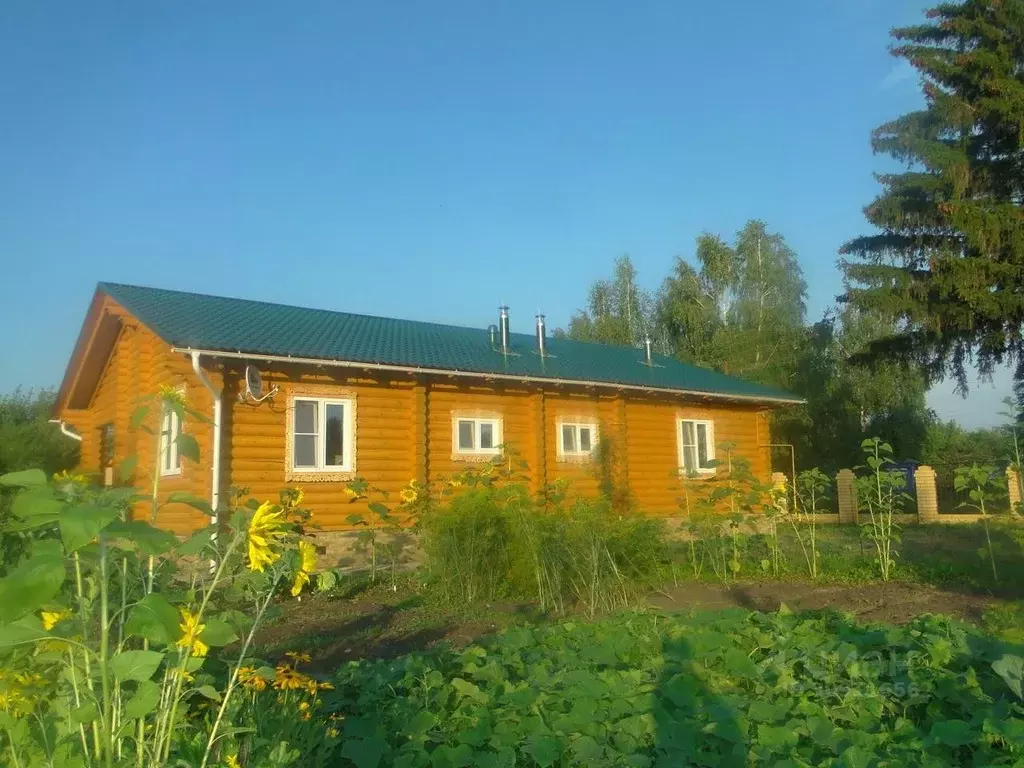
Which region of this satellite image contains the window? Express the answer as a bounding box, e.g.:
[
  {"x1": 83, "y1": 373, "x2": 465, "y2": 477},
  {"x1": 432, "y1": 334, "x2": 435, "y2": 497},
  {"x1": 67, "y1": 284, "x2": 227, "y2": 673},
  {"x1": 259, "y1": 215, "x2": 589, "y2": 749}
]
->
[
  {"x1": 454, "y1": 417, "x2": 502, "y2": 455},
  {"x1": 99, "y1": 423, "x2": 115, "y2": 468},
  {"x1": 678, "y1": 419, "x2": 715, "y2": 474},
  {"x1": 291, "y1": 397, "x2": 354, "y2": 472},
  {"x1": 159, "y1": 406, "x2": 182, "y2": 476},
  {"x1": 558, "y1": 421, "x2": 598, "y2": 459}
]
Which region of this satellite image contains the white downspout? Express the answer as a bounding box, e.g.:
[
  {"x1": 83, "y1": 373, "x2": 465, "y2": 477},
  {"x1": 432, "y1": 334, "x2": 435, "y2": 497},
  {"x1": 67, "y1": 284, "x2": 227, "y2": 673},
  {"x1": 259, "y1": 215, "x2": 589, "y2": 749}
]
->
[
  {"x1": 48, "y1": 420, "x2": 83, "y2": 442},
  {"x1": 190, "y1": 351, "x2": 223, "y2": 525}
]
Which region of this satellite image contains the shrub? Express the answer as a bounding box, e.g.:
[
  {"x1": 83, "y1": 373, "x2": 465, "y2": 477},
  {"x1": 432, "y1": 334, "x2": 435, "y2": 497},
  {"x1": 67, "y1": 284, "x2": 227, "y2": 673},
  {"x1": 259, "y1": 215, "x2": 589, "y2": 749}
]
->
[{"x1": 419, "y1": 460, "x2": 666, "y2": 615}]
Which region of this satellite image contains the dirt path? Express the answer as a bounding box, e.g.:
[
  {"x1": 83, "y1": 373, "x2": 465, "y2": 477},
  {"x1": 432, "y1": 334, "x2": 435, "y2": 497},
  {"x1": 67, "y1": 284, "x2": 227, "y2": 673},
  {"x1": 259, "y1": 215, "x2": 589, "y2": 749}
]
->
[{"x1": 650, "y1": 581, "x2": 1002, "y2": 625}]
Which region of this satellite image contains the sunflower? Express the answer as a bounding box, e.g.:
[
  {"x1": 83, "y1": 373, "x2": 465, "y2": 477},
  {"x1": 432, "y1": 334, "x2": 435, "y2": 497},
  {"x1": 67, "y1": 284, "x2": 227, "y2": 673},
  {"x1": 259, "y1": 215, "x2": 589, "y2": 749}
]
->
[
  {"x1": 248, "y1": 501, "x2": 287, "y2": 572},
  {"x1": 400, "y1": 482, "x2": 418, "y2": 505},
  {"x1": 40, "y1": 609, "x2": 70, "y2": 631},
  {"x1": 290, "y1": 540, "x2": 318, "y2": 597},
  {"x1": 225, "y1": 753, "x2": 242, "y2": 768},
  {"x1": 176, "y1": 608, "x2": 209, "y2": 658}
]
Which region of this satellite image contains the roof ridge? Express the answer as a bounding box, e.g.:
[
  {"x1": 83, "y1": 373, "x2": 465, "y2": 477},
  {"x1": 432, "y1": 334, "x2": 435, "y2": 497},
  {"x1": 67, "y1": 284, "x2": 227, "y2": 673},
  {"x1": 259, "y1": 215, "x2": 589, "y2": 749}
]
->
[{"x1": 97, "y1": 281, "x2": 657, "y2": 351}]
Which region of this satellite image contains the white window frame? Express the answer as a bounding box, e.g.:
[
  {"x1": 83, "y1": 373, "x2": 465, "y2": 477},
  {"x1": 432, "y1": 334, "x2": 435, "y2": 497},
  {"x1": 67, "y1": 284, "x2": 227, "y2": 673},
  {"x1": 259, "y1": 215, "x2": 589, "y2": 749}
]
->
[
  {"x1": 159, "y1": 403, "x2": 182, "y2": 477},
  {"x1": 453, "y1": 416, "x2": 502, "y2": 456},
  {"x1": 557, "y1": 420, "x2": 599, "y2": 460},
  {"x1": 677, "y1": 418, "x2": 716, "y2": 475},
  {"x1": 290, "y1": 396, "x2": 355, "y2": 473}
]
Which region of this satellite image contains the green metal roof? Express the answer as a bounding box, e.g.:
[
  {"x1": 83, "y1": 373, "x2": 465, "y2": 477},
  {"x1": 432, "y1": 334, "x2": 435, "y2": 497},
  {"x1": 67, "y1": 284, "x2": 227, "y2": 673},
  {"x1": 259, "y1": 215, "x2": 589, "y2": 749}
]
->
[{"x1": 98, "y1": 282, "x2": 802, "y2": 404}]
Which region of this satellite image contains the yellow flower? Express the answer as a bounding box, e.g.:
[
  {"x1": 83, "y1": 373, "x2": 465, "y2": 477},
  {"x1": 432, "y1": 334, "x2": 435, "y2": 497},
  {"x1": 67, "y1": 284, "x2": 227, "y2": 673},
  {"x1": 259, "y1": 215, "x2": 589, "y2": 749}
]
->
[
  {"x1": 159, "y1": 384, "x2": 186, "y2": 408},
  {"x1": 237, "y1": 666, "x2": 267, "y2": 692},
  {"x1": 52, "y1": 471, "x2": 88, "y2": 485},
  {"x1": 290, "y1": 541, "x2": 318, "y2": 597},
  {"x1": 40, "y1": 610, "x2": 70, "y2": 631},
  {"x1": 400, "y1": 485, "x2": 418, "y2": 504},
  {"x1": 176, "y1": 609, "x2": 208, "y2": 658},
  {"x1": 247, "y1": 501, "x2": 287, "y2": 572},
  {"x1": 225, "y1": 754, "x2": 241, "y2": 768},
  {"x1": 344, "y1": 486, "x2": 359, "y2": 500},
  {"x1": 284, "y1": 651, "x2": 312, "y2": 664},
  {"x1": 448, "y1": 478, "x2": 463, "y2": 489},
  {"x1": 272, "y1": 664, "x2": 308, "y2": 691},
  {"x1": 327, "y1": 727, "x2": 340, "y2": 738},
  {"x1": 317, "y1": 680, "x2": 334, "y2": 691}
]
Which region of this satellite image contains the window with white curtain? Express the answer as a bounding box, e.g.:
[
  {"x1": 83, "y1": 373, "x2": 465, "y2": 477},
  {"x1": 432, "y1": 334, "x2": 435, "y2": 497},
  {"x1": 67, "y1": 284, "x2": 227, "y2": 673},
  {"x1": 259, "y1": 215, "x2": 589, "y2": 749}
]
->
[{"x1": 677, "y1": 419, "x2": 715, "y2": 474}]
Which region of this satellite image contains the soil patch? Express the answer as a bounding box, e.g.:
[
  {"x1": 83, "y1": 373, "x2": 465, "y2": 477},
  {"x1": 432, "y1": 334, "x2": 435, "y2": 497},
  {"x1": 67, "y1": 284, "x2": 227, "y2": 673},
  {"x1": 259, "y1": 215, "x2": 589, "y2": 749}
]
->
[{"x1": 650, "y1": 581, "x2": 1003, "y2": 625}]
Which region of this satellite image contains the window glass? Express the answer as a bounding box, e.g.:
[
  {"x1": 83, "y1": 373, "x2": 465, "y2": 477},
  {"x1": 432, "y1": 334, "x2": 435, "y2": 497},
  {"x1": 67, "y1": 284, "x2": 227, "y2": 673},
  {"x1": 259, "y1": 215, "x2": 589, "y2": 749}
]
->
[
  {"x1": 160, "y1": 409, "x2": 180, "y2": 474},
  {"x1": 325, "y1": 403, "x2": 345, "y2": 466},
  {"x1": 479, "y1": 421, "x2": 494, "y2": 449},
  {"x1": 293, "y1": 400, "x2": 318, "y2": 468},
  {"x1": 294, "y1": 400, "x2": 317, "y2": 434},
  {"x1": 579, "y1": 427, "x2": 592, "y2": 453},
  {"x1": 562, "y1": 424, "x2": 576, "y2": 453},
  {"x1": 696, "y1": 422, "x2": 710, "y2": 468},
  {"x1": 458, "y1": 420, "x2": 475, "y2": 450}
]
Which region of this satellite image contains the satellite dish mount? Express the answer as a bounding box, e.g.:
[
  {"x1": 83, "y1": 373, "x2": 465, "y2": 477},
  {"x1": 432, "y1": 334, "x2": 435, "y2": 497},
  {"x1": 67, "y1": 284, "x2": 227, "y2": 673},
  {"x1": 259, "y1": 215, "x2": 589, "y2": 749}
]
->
[{"x1": 241, "y1": 364, "x2": 279, "y2": 404}]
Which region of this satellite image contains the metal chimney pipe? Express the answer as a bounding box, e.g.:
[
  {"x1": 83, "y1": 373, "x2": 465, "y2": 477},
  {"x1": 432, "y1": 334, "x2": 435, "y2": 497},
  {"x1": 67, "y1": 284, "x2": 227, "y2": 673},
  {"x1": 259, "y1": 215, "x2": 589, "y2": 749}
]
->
[
  {"x1": 488, "y1": 324, "x2": 498, "y2": 349},
  {"x1": 499, "y1": 306, "x2": 510, "y2": 354},
  {"x1": 535, "y1": 313, "x2": 546, "y2": 357},
  {"x1": 644, "y1": 335, "x2": 652, "y2": 365}
]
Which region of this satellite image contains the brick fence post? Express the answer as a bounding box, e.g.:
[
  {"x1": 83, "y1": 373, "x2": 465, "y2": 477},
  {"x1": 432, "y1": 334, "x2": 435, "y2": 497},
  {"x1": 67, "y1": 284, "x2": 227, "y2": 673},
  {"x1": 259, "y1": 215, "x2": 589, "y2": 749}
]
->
[
  {"x1": 915, "y1": 465, "x2": 938, "y2": 523},
  {"x1": 836, "y1": 469, "x2": 857, "y2": 524},
  {"x1": 771, "y1": 471, "x2": 789, "y2": 513},
  {"x1": 1007, "y1": 467, "x2": 1021, "y2": 511}
]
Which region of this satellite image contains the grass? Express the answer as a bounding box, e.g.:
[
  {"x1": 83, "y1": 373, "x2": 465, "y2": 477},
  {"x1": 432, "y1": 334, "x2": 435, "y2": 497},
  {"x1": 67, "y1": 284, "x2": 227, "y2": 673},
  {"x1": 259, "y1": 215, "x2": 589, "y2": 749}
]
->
[
  {"x1": 254, "y1": 520, "x2": 1024, "y2": 669},
  {"x1": 669, "y1": 521, "x2": 1024, "y2": 597}
]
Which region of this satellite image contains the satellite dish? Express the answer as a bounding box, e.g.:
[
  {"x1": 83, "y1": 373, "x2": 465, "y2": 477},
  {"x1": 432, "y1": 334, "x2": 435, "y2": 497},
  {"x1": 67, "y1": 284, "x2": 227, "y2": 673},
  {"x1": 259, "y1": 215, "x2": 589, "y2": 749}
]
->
[
  {"x1": 241, "y1": 364, "x2": 278, "y2": 403},
  {"x1": 245, "y1": 365, "x2": 263, "y2": 399}
]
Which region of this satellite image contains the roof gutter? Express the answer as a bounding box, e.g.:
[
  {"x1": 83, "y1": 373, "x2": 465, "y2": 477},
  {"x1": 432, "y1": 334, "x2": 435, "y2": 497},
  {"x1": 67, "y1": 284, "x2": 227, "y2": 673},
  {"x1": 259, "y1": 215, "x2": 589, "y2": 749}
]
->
[
  {"x1": 48, "y1": 419, "x2": 83, "y2": 442},
  {"x1": 171, "y1": 346, "x2": 806, "y2": 406},
  {"x1": 190, "y1": 351, "x2": 223, "y2": 524}
]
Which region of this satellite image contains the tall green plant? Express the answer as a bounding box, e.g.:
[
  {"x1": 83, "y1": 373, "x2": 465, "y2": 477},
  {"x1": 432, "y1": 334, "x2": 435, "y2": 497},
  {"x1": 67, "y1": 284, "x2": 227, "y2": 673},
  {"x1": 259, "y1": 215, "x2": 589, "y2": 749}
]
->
[
  {"x1": 855, "y1": 438, "x2": 906, "y2": 582},
  {"x1": 0, "y1": 392, "x2": 315, "y2": 768},
  {"x1": 954, "y1": 464, "x2": 1006, "y2": 584},
  {"x1": 790, "y1": 468, "x2": 830, "y2": 580}
]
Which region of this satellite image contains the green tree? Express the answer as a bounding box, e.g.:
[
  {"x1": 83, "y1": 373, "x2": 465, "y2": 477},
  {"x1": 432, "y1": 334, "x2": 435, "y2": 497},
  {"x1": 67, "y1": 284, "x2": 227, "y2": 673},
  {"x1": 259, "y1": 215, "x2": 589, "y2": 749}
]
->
[
  {"x1": 841, "y1": 0, "x2": 1024, "y2": 392},
  {"x1": 657, "y1": 220, "x2": 806, "y2": 387},
  {"x1": 566, "y1": 255, "x2": 654, "y2": 346},
  {"x1": 774, "y1": 307, "x2": 930, "y2": 471},
  {"x1": 0, "y1": 388, "x2": 78, "y2": 476}
]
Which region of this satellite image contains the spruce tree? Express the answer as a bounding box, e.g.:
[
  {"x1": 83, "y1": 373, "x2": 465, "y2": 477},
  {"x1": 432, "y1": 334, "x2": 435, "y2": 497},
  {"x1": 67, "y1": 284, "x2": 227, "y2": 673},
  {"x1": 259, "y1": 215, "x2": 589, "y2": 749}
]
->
[{"x1": 840, "y1": 0, "x2": 1024, "y2": 391}]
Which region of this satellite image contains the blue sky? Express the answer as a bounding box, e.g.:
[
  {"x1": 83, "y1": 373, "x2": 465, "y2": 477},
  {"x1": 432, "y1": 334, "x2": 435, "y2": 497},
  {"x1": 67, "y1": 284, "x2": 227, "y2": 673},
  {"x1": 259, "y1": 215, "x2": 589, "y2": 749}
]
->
[{"x1": 0, "y1": 0, "x2": 1010, "y2": 426}]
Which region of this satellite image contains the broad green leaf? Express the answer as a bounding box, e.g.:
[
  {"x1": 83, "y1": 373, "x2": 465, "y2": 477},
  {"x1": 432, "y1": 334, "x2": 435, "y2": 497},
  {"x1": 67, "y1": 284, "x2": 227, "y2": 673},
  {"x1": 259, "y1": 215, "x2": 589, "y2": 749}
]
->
[
  {"x1": 60, "y1": 505, "x2": 119, "y2": 552},
  {"x1": 0, "y1": 469, "x2": 47, "y2": 487},
  {"x1": 176, "y1": 434, "x2": 200, "y2": 463},
  {"x1": 118, "y1": 455, "x2": 138, "y2": 483},
  {"x1": 450, "y1": 677, "x2": 488, "y2": 702},
  {"x1": 0, "y1": 615, "x2": 48, "y2": 649},
  {"x1": 123, "y1": 680, "x2": 160, "y2": 720},
  {"x1": 12, "y1": 487, "x2": 63, "y2": 519},
  {"x1": 929, "y1": 719, "x2": 973, "y2": 747},
  {"x1": 992, "y1": 655, "x2": 1024, "y2": 700},
  {"x1": 0, "y1": 540, "x2": 66, "y2": 623},
  {"x1": 125, "y1": 593, "x2": 181, "y2": 645},
  {"x1": 109, "y1": 650, "x2": 164, "y2": 682},
  {"x1": 166, "y1": 491, "x2": 214, "y2": 517},
  {"x1": 368, "y1": 502, "x2": 391, "y2": 519},
  {"x1": 523, "y1": 738, "x2": 561, "y2": 767},
  {"x1": 69, "y1": 701, "x2": 99, "y2": 726},
  {"x1": 195, "y1": 685, "x2": 221, "y2": 701},
  {"x1": 177, "y1": 528, "x2": 215, "y2": 556},
  {"x1": 431, "y1": 744, "x2": 474, "y2": 768},
  {"x1": 200, "y1": 617, "x2": 237, "y2": 647},
  {"x1": 130, "y1": 405, "x2": 152, "y2": 430},
  {"x1": 340, "y1": 735, "x2": 387, "y2": 768},
  {"x1": 405, "y1": 710, "x2": 436, "y2": 735},
  {"x1": 105, "y1": 520, "x2": 177, "y2": 556}
]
